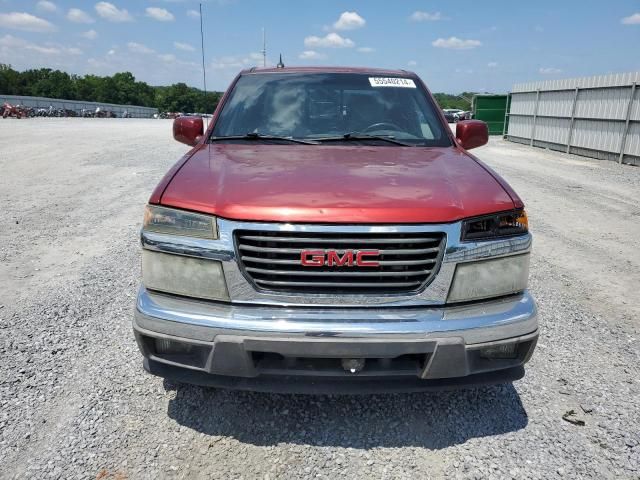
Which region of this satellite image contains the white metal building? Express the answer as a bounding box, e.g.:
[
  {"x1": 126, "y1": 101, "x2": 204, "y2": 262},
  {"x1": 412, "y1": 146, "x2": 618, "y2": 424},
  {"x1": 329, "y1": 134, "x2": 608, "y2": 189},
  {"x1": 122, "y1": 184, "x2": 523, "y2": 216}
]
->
[{"x1": 506, "y1": 72, "x2": 640, "y2": 166}]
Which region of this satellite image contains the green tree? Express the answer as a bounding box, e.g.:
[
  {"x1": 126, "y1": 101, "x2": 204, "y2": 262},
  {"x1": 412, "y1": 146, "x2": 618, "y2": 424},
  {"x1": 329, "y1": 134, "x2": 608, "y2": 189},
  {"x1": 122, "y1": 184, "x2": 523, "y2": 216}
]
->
[
  {"x1": 0, "y1": 65, "x2": 222, "y2": 112},
  {"x1": 433, "y1": 93, "x2": 473, "y2": 110},
  {"x1": 0, "y1": 64, "x2": 21, "y2": 95}
]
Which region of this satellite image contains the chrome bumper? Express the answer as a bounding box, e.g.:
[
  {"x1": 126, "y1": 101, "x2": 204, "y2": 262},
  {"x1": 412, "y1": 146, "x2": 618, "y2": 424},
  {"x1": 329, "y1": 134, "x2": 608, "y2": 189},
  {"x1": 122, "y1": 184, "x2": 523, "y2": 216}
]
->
[
  {"x1": 135, "y1": 287, "x2": 537, "y2": 343},
  {"x1": 133, "y1": 287, "x2": 538, "y2": 391}
]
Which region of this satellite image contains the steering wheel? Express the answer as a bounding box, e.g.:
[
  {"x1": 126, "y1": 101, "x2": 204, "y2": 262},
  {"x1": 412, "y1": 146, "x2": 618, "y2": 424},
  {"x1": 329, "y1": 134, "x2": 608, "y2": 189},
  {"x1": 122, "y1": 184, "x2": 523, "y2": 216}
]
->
[{"x1": 362, "y1": 122, "x2": 404, "y2": 133}]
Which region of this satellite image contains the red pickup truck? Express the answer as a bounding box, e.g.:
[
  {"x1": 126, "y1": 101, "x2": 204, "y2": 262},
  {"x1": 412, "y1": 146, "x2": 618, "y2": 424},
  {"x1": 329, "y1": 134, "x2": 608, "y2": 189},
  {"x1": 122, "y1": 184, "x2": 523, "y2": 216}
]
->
[{"x1": 134, "y1": 66, "x2": 537, "y2": 393}]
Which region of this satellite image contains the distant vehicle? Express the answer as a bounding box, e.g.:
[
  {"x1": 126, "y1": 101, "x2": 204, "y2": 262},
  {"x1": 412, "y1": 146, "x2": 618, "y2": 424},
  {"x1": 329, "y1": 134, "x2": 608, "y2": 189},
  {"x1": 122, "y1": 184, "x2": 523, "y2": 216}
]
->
[
  {"x1": 455, "y1": 110, "x2": 471, "y2": 121},
  {"x1": 443, "y1": 109, "x2": 468, "y2": 122},
  {"x1": 442, "y1": 109, "x2": 456, "y2": 123},
  {"x1": 2, "y1": 103, "x2": 26, "y2": 119}
]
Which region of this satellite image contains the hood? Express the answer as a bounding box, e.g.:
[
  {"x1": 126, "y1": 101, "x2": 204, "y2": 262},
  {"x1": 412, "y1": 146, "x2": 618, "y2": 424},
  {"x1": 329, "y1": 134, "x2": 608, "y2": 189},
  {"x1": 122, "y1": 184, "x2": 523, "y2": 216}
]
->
[{"x1": 159, "y1": 144, "x2": 516, "y2": 224}]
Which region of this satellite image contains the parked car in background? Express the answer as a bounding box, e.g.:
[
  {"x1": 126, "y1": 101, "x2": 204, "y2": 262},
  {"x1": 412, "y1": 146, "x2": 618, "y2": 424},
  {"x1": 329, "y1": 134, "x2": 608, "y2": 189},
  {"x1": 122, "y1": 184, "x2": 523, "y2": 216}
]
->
[
  {"x1": 444, "y1": 109, "x2": 470, "y2": 122},
  {"x1": 134, "y1": 66, "x2": 537, "y2": 393},
  {"x1": 442, "y1": 109, "x2": 457, "y2": 123}
]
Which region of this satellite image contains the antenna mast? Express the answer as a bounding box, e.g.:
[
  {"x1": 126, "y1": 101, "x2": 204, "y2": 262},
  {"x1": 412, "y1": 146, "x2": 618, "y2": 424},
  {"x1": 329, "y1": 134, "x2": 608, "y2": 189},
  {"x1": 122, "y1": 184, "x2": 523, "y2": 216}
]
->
[
  {"x1": 199, "y1": 3, "x2": 208, "y2": 120},
  {"x1": 261, "y1": 28, "x2": 266, "y2": 67}
]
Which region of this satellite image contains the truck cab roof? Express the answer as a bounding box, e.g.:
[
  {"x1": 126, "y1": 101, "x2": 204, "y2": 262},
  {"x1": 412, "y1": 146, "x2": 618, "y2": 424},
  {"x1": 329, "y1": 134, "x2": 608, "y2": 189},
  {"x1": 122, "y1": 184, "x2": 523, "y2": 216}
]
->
[{"x1": 241, "y1": 66, "x2": 418, "y2": 77}]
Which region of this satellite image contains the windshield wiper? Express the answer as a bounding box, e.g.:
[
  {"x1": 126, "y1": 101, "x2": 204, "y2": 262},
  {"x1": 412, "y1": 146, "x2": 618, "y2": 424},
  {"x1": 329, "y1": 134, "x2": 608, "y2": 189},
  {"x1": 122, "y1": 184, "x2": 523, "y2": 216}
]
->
[
  {"x1": 314, "y1": 132, "x2": 415, "y2": 147},
  {"x1": 209, "y1": 132, "x2": 319, "y2": 145}
]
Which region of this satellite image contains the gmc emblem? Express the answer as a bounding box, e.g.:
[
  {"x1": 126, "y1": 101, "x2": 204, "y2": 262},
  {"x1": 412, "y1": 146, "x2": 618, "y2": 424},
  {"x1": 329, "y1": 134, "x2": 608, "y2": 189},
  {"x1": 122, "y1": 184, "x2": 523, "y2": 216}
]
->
[{"x1": 300, "y1": 250, "x2": 380, "y2": 267}]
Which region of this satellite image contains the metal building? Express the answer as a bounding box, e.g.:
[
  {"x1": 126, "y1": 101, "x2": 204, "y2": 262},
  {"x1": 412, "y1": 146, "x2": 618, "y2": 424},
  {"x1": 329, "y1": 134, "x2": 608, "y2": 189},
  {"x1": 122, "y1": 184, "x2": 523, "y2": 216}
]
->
[
  {"x1": 0, "y1": 94, "x2": 158, "y2": 118},
  {"x1": 506, "y1": 72, "x2": 640, "y2": 166}
]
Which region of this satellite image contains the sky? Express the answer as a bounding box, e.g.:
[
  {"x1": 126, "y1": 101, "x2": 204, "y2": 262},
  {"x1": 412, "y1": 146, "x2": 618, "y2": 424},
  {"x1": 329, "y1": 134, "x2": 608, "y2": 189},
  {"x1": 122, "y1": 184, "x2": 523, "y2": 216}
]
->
[{"x1": 1, "y1": 0, "x2": 639, "y2": 93}]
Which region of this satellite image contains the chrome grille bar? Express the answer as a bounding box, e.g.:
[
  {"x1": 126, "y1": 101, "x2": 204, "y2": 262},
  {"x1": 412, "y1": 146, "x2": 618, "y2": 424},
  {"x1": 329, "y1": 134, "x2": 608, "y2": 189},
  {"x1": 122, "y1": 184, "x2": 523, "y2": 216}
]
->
[
  {"x1": 240, "y1": 235, "x2": 441, "y2": 244},
  {"x1": 237, "y1": 244, "x2": 441, "y2": 255},
  {"x1": 246, "y1": 267, "x2": 432, "y2": 277},
  {"x1": 254, "y1": 279, "x2": 424, "y2": 289},
  {"x1": 241, "y1": 256, "x2": 438, "y2": 266}
]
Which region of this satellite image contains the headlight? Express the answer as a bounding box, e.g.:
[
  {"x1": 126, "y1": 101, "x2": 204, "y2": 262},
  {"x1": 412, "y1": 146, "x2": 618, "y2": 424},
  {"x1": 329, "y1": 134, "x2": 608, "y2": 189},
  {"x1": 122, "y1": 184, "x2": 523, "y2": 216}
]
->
[
  {"x1": 447, "y1": 254, "x2": 530, "y2": 303},
  {"x1": 461, "y1": 209, "x2": 528, "y2": 241},
  {"x1": 142, "y1": 250, "x2": 229, "y2": 301},
  {"x1": 143, "y1": 205, "x2": 217, "y2": 239}
]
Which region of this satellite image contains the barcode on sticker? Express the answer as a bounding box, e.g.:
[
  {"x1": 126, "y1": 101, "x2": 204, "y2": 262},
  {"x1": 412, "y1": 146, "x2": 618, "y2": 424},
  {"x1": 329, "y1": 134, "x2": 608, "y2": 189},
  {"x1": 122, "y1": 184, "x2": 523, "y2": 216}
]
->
[{"x1": 369, "y1": 77, "x2": 416, "y2": 88}]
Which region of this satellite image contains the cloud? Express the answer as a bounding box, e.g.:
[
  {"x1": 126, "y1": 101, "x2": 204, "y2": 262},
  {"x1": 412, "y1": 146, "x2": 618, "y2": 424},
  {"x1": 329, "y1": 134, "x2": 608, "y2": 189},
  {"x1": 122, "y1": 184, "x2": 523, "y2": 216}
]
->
[
  {"x1": 0, "y1": 34, "x2": 81, "y2": 56},
  {"x1": 539, "y1": 67, "x2": 562, "y2": 74},
  {"x1": 128, "y1": 42, "x2": 154, "y2": 54},
  {"x1": 36, "y1": 1, "x2": 57, "y2": 13},
  {"x1": 332, "y1": 11, "x2": 365, "y2": 30},
  {"x1": 432, "y1": 37, "x2": 481, "y2": 49},
  {"x1": 174, "y1": 41, "x2": 195, "y2": 52},
  {"x1": 186, "y1": 9, "x2": 200, "y2": 19},
  {"x1": 0, "y1": 34, "x2": 56, "y2": 54},
  {"x1": 304, "y1": 32, "x2": 354, "y2": 48},
  {"x1": 410, "y1": 11, "x2": 443, "y2": 22},
  {"x1": 211, "y1": 53, "x2": 264, "y2": 70},
  {"x1": 211, "y1": 56, "x2": 247, "y2": 69},
  {"x1": 407, "y1": 60, "x2": 417, "y2": 67},
  {"x1": 86, "y1": 48, "x2": 202, "y2": 88},
  {"x1": 299, "y1": 50, "x2": 327, "y2": 60},
  {"x1": 67, "y1": 8, "x2": 95, "y2": 24},
  {"x1": 158, "y1": 53, "x2": 176, "y2": 62},
  {"x1": 145, "y1": 7, "x2": 174, "y2": 22},
  {"x1": 1, "y1": 31, "x2": 211, "y2": 89},
  {"x1": 487, "y1": 61, "x2": 498, "y2": 67},
  {"x1": 357, "y1": 46, "x2": 375, "y2": 53},
  {"x1": 621, "y1": 13, "x2": 640, "y2": 24},
  {"x1": 0, "y1": 12, "x2": 56, "y2": 32},
  {"x1": 81, "y1": 29, "x2": 98, "y2": 40},
  {"x1": 95, "y1": 2, "x2": 133, "y2": 22}
]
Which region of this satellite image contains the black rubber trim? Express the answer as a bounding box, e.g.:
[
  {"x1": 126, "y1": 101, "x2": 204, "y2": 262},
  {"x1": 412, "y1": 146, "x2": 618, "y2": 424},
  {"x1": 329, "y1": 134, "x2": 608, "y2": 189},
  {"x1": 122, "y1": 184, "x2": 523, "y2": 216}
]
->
[{"x1": 144, "y1": 358, "x2": 525, "y2": 395}]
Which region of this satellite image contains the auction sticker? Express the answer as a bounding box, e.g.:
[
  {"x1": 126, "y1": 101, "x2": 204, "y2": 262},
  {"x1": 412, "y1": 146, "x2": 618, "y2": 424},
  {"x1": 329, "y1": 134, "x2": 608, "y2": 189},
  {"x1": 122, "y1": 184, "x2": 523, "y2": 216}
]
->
[{"x1": 369, "y1": 77, "x2": 416, "y2": 88}]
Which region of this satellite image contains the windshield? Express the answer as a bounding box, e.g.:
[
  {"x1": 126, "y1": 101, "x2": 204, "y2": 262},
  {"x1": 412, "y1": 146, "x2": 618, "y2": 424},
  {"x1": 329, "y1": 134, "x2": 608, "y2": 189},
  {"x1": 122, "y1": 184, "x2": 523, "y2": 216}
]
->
[{"x1": 211, "y1": 72, "x2": 452, "y2": 147}]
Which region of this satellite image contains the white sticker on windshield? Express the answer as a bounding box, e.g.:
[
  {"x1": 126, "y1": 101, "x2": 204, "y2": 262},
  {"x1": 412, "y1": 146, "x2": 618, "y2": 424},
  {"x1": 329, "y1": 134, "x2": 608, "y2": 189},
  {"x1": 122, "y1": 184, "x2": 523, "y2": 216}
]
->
[{"x1": 368, "y1": 77, "x2": 416, "y2": 88}]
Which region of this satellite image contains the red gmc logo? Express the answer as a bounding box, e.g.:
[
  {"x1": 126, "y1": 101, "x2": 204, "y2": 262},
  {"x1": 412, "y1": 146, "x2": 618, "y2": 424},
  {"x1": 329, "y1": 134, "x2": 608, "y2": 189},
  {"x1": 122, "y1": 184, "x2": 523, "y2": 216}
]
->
[{"x1": 300, "y1": 250, "x2": 380, "y2": 267}]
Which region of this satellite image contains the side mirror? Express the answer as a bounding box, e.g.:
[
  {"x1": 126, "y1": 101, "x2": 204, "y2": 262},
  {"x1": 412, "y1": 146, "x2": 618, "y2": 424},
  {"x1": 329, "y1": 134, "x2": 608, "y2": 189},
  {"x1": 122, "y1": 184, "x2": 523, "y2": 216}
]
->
[
  {"x1": 173, "y1": 116, "x2": 204, "y2": 146},
  {"x1": 456, "y1": 120, "x2": 488, "y2": 150}
]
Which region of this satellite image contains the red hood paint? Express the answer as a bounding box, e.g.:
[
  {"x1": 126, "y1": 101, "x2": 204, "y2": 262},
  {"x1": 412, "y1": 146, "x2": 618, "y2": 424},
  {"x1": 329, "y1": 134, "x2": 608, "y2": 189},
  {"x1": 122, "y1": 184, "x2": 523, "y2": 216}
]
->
[{"x1": 158, "y1": 144, "x2": 518, "y2": 224}]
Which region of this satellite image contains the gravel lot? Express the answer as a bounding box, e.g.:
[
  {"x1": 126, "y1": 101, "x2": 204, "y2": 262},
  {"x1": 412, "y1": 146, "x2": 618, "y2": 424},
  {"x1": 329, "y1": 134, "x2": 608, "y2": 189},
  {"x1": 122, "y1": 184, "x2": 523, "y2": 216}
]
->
[{"x1": 0, "y1": 119, "x2": 638, "y2": 479}]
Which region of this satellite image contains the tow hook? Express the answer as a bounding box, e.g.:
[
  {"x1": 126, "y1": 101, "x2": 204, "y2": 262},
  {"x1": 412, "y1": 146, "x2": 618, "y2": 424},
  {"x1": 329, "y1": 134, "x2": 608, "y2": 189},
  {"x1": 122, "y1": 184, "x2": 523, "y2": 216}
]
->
[{"x1": 341, "y1": 358, "x2": 365, "y2": 374}]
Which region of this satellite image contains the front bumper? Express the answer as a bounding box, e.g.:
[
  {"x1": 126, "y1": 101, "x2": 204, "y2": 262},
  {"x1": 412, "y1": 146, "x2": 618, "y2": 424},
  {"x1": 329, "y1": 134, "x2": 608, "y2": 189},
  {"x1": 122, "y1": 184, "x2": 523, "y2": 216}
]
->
[{"x1": 133, "y1": 287, "x2": 538, "y2": 393}]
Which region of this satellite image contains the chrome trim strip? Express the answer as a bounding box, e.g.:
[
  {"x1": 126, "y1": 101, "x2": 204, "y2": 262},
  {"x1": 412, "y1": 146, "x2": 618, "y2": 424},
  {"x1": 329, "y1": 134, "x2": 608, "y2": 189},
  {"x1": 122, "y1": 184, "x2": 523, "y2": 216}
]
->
[
  {"x1": 141, "y1": 220, "x2": 532, "y2": 307},
  {"x1": 444, "y1": 234, "x2": 533, "y2": 263},
  {"x1": 135, "y1": 287, "x2": 538, "y2": 345},
  {"x1": 141, "y1": 231, "x2": 233, "y2": 262}
]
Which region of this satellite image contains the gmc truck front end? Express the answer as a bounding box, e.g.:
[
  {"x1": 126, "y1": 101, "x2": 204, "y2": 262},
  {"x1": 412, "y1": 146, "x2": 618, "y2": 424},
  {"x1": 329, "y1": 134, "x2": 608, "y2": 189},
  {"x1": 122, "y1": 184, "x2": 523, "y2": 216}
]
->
[{"x1": 133, "y1": 209, "x2": 537, "y2": 394}]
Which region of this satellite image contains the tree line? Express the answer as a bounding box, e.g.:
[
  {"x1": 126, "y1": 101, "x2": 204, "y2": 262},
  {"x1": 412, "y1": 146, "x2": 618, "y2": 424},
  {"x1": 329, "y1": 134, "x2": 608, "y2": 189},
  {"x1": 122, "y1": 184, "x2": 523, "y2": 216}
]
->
[
  {"x1": 432, "y1": 93, "x2": 474, "y2": 111},
  {"x1": 0, "y1": 64, "x2": 222, "y2": 113}
]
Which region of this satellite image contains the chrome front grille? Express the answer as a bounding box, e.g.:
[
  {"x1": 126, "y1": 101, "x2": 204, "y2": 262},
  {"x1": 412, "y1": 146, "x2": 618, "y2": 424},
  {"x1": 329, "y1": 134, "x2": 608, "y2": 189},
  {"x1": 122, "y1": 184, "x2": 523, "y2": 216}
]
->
[{"x1": 235, "y1": 230, "x2": 446, "y2": 294}]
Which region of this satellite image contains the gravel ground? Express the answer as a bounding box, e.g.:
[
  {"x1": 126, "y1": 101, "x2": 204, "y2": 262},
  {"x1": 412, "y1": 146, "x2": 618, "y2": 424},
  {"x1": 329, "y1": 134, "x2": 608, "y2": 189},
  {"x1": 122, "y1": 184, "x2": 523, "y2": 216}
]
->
[{"x1": 0, "y1": 119, "x2": 638, "y2": 479}]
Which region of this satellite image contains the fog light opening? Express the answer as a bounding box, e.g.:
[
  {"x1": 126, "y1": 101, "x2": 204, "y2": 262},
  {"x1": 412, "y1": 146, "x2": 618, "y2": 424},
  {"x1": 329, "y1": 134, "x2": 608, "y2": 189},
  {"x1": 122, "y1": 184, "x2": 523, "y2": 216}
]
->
[
  {"x1": 154, "y1": 338, "x2": 194, "y2": 355},
  {"x1": 479, "y1": 343, "x2": 518, "y2": 360},
  {"x1": 341, "y1": 358, "x2": 366, "y2": 374}
]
